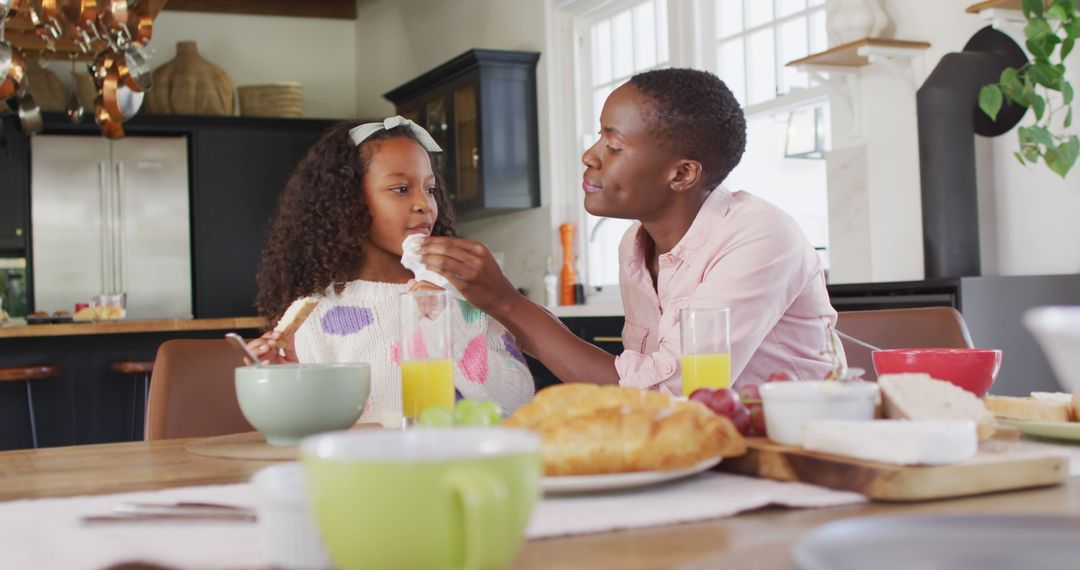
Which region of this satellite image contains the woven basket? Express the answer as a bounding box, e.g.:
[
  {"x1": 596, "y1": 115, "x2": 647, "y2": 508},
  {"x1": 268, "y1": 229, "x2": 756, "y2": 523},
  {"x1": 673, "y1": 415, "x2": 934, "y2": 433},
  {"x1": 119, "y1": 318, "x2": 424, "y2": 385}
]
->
[{"x1": 237, "y1": 83, "x2": 303, "y2": 118}]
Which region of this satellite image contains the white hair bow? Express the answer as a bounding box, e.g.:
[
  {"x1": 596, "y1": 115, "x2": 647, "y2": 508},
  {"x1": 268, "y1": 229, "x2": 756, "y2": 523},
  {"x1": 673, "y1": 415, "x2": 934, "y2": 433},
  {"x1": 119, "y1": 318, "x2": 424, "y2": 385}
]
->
[{"x1": 347, "y1": 115, "x2": 443, "y2": 152}]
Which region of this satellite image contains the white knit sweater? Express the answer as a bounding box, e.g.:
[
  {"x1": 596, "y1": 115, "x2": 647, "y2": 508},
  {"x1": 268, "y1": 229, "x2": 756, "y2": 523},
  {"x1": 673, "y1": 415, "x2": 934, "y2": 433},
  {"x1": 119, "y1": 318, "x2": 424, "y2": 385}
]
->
[{"x1": 292, "y1": 280, "x2": 535, "y2": 426}]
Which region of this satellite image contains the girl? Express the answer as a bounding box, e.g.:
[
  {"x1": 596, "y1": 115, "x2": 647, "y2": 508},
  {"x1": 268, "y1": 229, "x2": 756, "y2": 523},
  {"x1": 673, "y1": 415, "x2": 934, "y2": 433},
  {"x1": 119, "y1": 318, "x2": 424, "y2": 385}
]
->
[{"x1": 248, "y1": 117, "x2": 535, "y2": 426}]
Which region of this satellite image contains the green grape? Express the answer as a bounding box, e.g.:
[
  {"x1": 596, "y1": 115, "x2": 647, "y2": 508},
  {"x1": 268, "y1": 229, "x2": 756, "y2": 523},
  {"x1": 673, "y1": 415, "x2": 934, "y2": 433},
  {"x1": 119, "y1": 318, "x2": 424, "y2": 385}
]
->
[
  {"x1": 457, "y1": 406, "x2": 500, "y2": 427},
  {"x1": 417, "y1": 406, "x2": 453, "y2": 427},
  {"x1": 453, "y1": 399, "x2": 480, "y2": 425}
]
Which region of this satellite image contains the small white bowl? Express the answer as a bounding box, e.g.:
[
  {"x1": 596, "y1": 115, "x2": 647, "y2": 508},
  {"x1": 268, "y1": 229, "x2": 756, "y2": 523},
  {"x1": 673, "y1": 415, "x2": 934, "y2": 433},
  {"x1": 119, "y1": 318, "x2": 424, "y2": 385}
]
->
[
  {"x1": 760, "y1": 381, "x2": 880, "y2": 446},
  {"x1": 252, "y1": 463, "x2": 334, "y2": 570}
]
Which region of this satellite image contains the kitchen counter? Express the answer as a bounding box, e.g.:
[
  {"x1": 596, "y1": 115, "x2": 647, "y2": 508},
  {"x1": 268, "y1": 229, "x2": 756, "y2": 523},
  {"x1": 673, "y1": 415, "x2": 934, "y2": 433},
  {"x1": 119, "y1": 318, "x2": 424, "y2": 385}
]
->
[{"x1": 0, "y1": 317, "x2": 268, "y2": 339}]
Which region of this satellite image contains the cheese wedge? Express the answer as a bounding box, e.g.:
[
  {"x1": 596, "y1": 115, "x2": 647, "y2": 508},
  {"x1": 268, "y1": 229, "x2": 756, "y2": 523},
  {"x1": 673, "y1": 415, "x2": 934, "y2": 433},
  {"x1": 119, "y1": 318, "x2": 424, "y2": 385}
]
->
[
  {"x1": 878, "y1": 373, "x2": 995, "y2": 440},
  {"x1": 803, "y1": 419, "x2": 978, "y2": 465}
]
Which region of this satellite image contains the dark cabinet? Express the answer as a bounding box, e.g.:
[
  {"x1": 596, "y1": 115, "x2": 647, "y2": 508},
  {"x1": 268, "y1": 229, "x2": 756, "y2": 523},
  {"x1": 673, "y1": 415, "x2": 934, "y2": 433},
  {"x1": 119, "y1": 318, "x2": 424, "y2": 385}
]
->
[
  {"x1": 0, "y1": 117, "x2": 30, "y2": 251},
  {"x1": 191, "y1": 128, "x2": 296, "y2": 318},
  {"x1": 384, "y1": 49, "x2": 541, "y2": 220}
]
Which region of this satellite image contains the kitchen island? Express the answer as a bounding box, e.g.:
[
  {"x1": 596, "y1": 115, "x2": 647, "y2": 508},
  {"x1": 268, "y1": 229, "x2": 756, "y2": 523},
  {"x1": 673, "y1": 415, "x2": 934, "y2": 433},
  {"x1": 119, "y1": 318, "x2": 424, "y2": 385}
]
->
[{"x1": 0, "y1": 317, "x2": 266, "y2": 451}]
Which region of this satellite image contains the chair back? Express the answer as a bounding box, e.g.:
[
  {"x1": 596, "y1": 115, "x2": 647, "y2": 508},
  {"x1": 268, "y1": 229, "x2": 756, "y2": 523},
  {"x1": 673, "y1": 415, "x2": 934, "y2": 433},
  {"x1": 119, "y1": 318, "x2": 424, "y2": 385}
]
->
[
  {"x1": 836, "y1": 307, "x2": 974, "y2": 382},
  {"x1": 145, "y1": 339, "x2": 253, "y2": 440}
]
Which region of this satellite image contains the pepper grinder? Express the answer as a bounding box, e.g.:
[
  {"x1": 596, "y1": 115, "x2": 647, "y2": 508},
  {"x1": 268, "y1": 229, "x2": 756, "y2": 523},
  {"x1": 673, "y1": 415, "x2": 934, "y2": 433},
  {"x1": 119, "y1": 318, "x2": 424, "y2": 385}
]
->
[{"x1": 559, "y1": 223, "x2": 576, "y2": 306}]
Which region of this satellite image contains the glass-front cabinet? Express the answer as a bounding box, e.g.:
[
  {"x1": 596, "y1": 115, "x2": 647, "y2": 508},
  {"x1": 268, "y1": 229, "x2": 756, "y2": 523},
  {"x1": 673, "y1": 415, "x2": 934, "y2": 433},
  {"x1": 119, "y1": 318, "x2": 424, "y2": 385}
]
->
[{"x1": 385, "y1": 50, "x2": 540, "y2": 220}]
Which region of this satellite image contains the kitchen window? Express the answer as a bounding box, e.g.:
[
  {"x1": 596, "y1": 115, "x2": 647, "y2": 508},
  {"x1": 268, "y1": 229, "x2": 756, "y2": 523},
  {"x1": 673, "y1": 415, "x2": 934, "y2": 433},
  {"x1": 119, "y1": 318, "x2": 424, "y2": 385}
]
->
[
  {"x1": 562, "y1": 0, "x2": 831, "y2": 299},
  {"x1": 574, "y1": 0, "x2": 670, "y2": 296}
]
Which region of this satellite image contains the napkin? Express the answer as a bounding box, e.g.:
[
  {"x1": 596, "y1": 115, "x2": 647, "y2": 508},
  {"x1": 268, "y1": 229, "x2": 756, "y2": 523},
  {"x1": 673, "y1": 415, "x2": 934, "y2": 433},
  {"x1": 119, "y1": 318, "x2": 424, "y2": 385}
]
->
[{"x1": 400, "y1": 234, "x2": 464, "y2": 300}]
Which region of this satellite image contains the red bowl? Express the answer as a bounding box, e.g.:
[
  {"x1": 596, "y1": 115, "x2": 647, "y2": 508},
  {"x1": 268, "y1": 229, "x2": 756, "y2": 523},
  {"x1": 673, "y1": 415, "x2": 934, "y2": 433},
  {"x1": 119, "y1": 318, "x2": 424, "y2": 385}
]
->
[{"x1": 871, "y1": 348, "x2": 1002, "y2": 397}]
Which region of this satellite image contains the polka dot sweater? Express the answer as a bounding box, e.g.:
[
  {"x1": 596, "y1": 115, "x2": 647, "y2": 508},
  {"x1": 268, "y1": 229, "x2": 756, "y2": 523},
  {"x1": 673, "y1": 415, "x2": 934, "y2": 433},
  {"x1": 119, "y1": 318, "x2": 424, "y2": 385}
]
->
[{"x1": 292, "y1": 280, "x2": 536, "y2": 426}]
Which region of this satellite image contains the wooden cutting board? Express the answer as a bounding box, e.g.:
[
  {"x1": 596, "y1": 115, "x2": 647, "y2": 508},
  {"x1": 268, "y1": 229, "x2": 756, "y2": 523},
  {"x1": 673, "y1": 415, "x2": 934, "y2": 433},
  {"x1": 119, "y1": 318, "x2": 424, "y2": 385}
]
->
[{"x1": 721, "y1": 437, "x2": 1069, "y2": 502}]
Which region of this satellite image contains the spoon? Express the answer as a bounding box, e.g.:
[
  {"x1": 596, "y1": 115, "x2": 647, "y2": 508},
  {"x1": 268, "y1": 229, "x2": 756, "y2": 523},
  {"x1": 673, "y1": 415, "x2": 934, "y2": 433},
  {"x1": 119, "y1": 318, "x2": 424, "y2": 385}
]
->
[
  {"x1": 225, "y1": 332, "x2": 263, "y2": 367},
  {"x1": 835, "y1": 330, "x2": 884, "y2": 352}
]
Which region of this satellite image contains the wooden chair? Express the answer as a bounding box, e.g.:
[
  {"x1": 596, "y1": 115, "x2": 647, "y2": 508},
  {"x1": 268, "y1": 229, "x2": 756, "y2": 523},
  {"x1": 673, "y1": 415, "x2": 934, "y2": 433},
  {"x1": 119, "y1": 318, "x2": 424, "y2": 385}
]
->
[
  {"x1": 144, "y1": 340, "x2": 253, "y2": 441},
  {"x1": 836, "y1": 307, "x2": 974, "y2": 382},
  {"x1": 111, "y1": 360, "x2": 154, "y2": 441},
  {"x1": 0, "y1": 364, "x2": 60, "y2": 448}
]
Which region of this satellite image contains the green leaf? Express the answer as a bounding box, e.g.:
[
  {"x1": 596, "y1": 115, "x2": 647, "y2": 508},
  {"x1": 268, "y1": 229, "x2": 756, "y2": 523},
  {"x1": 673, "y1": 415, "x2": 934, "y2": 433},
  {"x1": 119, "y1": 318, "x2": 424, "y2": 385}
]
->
[
  {"x1": 1023, "y1": 144, "x2": 1041, "y2": 162},
  {"x1": 1029, "y1": 62, "x2": 1063, "y2": 89},
  {"x1": 1049, "y1": 5, "x2": 1069, "y2": 20},
  {"x1": 1067, "y1": 107, "x2": 1074, "y2": 128},
  {"x1": 1001, "y1": 67, "x2": 1026, "y2": 103},
  {"x1": 1015, "y1": 151, "x2": 1028, "y2": 166},
  {"x1": 1033, "y1": 94, "x2": 1047, "y2": 120},
  {"x1": 1062, "y1": 136, "x2": 1080, "y2": 176},
  {"x1": 1064, "y1": 37, "x2": 1076, "y2": 59},
  {"x1": 1067, "y1": 23, "x2": 1080, "y2": 40},
  {"x1": 979, "y1": 85, "x2": 1004, "y2": 121},
  {"x1": 1023, "y1": 0, "x2": 1046, "y2": 18},
  {"x1": 1025, "y1": 18, "x2": 1054, "y2": 40},
  {"x1": 1031, "y1": 126, "x2": 1055, "y2": 147},
  {"x1": 1065, "y1": 82, "x2": 1075, "y2": 105}
]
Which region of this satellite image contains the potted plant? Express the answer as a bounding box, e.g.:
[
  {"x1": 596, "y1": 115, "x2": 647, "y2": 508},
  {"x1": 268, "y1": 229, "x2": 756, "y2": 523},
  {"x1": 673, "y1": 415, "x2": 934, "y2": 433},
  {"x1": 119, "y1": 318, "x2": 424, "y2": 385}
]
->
[{"x1": 978, "y1": 0, "x2": 1079, "y2": 177}]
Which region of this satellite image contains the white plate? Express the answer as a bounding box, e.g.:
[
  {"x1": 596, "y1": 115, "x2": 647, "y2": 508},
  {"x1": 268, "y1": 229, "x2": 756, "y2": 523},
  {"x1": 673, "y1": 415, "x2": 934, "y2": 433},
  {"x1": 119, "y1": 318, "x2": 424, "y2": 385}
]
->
[
  {"x1": 998, "y1": 418, "x2": 1080, "y2": 442},
  {"x1": 542, "y1": 456, "x2": 721, "y2": 494}
]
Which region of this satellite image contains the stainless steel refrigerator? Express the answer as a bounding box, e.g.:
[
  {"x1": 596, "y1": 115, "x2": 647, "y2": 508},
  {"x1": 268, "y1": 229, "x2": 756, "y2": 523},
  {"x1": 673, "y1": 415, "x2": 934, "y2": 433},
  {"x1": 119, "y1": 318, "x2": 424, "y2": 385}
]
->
[{"x1": 31, "y1": 135, "x2": 192, "y2": 320}]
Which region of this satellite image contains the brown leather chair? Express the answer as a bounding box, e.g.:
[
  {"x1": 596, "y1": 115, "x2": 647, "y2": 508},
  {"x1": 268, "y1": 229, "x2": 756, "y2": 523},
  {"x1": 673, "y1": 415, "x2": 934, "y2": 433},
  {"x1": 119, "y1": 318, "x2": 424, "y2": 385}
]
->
[
  {"x1": 836, "y1": 307, "x2": 974, "y2": 382},
  {"x1": 145, "y1": 340, "x2": 254, "y2": 441}
]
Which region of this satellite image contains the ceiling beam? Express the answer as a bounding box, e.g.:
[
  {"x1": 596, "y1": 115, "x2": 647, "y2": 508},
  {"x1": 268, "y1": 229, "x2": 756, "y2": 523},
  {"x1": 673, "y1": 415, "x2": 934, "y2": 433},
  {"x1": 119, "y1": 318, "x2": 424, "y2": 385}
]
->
[{"x1": 163, "y1": 0, "x2": 357, "y2": 20}]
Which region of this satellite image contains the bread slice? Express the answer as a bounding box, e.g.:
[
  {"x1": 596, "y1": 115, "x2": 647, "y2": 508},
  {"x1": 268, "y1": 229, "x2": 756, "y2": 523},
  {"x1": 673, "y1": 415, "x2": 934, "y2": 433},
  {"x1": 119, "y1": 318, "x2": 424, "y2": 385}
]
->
[
  {"x1": 1030, "y1": 392, "x2": 1080, "y2": 421},
  {"x1": 273, "y1": 297, "x2": 320, "y2": 349},
  {"x1": 987, "y1": 394, "x2": 1071, "y2": 422},
  {"x1": 878, "y1": 373, "x2": 995, "y2": 440}
]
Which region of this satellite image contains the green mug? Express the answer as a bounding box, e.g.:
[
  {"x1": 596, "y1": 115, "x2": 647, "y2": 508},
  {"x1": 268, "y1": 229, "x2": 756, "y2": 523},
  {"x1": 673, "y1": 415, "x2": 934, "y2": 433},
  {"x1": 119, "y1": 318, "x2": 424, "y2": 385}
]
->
[{"x1": 300, "y1": 428, "x2": 541, "y2": 570}]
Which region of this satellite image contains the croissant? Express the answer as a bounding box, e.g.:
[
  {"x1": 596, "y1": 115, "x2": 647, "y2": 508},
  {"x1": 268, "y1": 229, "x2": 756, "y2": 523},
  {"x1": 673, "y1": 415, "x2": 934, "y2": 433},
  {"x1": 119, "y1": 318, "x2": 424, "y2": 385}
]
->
[{"x1": 504, "y1": 384, "x2": 746, "y2": 476}]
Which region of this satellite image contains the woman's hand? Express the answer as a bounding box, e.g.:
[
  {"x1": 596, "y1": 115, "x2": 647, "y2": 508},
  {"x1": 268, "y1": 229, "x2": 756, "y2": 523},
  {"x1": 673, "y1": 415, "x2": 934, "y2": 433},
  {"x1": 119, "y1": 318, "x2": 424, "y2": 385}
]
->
[
  {"x1": 419, "y1": 237, "x2": 521, "y2": 315},
  {"x1": 245, "y1": 331, "x2": 299, "y2": 365}
]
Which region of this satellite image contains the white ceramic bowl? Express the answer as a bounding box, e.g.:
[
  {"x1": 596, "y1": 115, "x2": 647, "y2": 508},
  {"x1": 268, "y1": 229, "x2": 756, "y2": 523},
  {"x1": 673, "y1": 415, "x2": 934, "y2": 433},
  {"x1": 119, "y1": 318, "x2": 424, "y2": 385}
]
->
[
  {"x1": 760, "y1": 381, "x2": 880, "y2": 446},
  {"x1": 252, "y1": 462, "x2": 334, "y2": 570},
  {"x1": 1024, "y1": 306, "x2": 1080, "y2": 394}
]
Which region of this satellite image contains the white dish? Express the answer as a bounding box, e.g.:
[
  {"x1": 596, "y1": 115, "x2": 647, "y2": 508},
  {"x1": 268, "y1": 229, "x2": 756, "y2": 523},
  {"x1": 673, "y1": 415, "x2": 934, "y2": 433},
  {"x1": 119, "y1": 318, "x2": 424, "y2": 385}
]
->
[
  {"x1": 542, "y1": 456, "x2": 721, "y2": 494},
  {"x1": 998, "y1": 418, "x2": 1080, "y2": 442},
  {"x1": 760, "y1": 381, "x2": 879, "y2": 446}
]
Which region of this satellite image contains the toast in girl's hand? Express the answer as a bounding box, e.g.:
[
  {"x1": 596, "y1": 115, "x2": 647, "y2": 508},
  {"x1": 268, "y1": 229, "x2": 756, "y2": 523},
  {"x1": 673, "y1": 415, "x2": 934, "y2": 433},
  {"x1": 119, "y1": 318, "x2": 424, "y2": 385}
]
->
[{"x1": 273, "y1": 297, "x2": 320, "y2": 349}]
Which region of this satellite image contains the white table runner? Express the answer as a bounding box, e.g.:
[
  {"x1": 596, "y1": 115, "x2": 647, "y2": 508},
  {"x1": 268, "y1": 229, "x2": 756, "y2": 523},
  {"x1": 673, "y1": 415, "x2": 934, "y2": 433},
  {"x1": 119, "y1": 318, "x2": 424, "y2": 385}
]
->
[{"x1": 0, "y1": 472, "x2": 865, "y2": 570}]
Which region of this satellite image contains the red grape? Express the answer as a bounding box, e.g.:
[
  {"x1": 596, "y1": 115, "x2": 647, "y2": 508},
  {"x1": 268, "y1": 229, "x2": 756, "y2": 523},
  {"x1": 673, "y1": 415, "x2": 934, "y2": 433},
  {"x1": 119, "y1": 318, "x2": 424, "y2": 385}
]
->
[
  {"x1": 737, "y1": 383, "x2": 761, "y2": 405},
  {"x1": 689, "y1": 388, "x2": 715, "y2": 408},
  {"x1": 707, "y1": 388, "x2": 740, "y2": 417},
  {"x1": 749, "y1": 405, "x2": 766, "y2": 435},
  {"x1": 767, "y1": 372, "x2": 792, "y2": 382},
  {"x1": 730, "y1": 405, "x2": 752, "y2": 435}
]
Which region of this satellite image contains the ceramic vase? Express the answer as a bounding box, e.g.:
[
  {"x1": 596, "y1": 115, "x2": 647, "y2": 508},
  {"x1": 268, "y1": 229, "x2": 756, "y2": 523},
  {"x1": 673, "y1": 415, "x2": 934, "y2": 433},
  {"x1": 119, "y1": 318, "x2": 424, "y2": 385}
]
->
[
  {"x1": 826, "y1": 0, "x2": 891, "y2": 46},
  {"x1": 143, "y1": 41, "x2": 233, "y2": 116}
]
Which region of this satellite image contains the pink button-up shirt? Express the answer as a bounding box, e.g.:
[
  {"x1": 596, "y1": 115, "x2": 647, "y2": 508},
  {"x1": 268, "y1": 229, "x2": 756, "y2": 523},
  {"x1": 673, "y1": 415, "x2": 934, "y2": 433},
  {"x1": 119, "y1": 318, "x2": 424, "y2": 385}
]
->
[{"x1": 615, "y1": 187, "x2": 840, "y2": 393}]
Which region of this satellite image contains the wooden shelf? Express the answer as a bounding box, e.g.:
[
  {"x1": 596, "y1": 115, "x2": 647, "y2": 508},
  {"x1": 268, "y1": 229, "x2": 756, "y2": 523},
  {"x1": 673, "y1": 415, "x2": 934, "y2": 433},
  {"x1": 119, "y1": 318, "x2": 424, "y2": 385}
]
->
[
  {"x1": 787, "y1": 38, "x2": 931, "y2": 68},
  {"x1": 967, "y1": 0, "x2": 1023, "y2": 12},
  {"x1": 164, "y1": 0, "x2": 356, "y2": 20},
  {"x1": 0, "y1": 317, "x2": 267, "y2": 338},
  {"x1": 964, "y1": 0, "x2": 1054, "y2": 13}
]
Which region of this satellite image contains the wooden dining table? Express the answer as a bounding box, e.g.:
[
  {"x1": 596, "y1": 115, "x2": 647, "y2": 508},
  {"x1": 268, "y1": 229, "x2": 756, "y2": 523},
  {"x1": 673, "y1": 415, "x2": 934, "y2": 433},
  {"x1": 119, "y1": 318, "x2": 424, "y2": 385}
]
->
[{"x1": 1, "y1": 436, "x2": 1078, "y2": 569}]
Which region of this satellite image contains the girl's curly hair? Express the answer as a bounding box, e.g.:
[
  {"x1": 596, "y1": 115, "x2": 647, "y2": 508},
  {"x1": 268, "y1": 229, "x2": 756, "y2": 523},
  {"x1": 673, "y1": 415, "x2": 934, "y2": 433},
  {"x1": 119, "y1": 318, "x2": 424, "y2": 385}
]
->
[{"x1": 255, "y1": 121, "x2": 457, "y2": 324}]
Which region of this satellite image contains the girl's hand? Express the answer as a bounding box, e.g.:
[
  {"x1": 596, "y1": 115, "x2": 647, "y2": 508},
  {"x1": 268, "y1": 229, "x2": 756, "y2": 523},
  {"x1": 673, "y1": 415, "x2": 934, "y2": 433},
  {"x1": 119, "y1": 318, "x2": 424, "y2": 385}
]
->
[
  {"x1": 419, "y1": 237, "x2": 520, "y2": 315},
  {"x1": 245, "y1": 331, "x2": 299, "y2": 365}
]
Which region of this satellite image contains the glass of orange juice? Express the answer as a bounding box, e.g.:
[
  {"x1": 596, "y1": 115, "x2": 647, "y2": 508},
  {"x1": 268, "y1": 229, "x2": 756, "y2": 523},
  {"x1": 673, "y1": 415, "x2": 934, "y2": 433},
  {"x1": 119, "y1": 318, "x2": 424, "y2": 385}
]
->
[
  {"x1": 679, "y1": 307, "x2": 731, "y2": 396},
  {"x1": 399, "y1": 290, "x2": 454, "y2": 427}
]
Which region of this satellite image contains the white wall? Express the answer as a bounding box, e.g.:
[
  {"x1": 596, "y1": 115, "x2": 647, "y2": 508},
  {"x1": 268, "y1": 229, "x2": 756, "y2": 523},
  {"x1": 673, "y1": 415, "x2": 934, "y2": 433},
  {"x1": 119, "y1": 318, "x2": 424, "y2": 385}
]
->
[
  {"x1": 828, "y1": 0, "x2": 1080, "y2": 282},
  {"x1": 354, "y1": 0, "x2": 555, "y2": 301},
  {"x1": 150, "y1": 11, "x2": 359, "y2": 119}
]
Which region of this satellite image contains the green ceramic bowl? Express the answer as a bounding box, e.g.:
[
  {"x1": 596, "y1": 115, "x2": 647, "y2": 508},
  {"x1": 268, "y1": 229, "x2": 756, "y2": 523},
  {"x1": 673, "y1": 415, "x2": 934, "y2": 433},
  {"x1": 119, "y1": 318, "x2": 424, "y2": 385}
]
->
[
  {"x1": 235, "y1": 364, "x2": 370, "y2": 445},
  {"x1": 301, "y1": 428, "x2": 542, "y2": 570}
]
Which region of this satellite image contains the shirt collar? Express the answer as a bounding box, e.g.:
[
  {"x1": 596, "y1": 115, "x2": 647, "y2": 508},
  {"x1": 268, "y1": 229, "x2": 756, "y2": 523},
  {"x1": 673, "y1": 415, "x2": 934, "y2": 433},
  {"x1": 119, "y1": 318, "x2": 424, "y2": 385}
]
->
[{"x1": 668, "y1": 186, "x2": 732, "y2": 261}]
